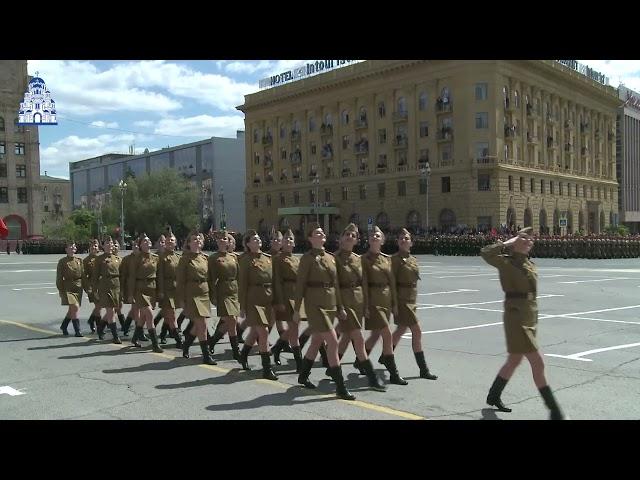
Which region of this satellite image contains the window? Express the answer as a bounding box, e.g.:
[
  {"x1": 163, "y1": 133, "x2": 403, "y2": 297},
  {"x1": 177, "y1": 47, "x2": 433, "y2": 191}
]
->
[
  {"x1": 0, "y1": 117, "x2": 4, "y2": 131},
  {"x1": 550, "y1": 181, "x2": 554, "y2": 195},
  {"x1": 419, "y1": 178, "x2": 428, "y2": 194},
  {"x1": 519, "y1": 177, "x2": 524, "y2": 192},
  {"x1": 280, "y1": 193, "x2": 285, "y2": 206},
  {"x1": 15, "y1": 143, "x2": 25, "y2": 155},
  {"x1": 0, "y1": 163, "x2": 6, "y2": 178},
  {"x1": 294, "y1": 191, "x2": 300, "y2": 205},
  {"x1": 378, "y1": 102, "x2": 386, "y2": 117},
  {"x1": 478, "y1": 174, "x2": 490, "y2": 191},
  {"x1": 442, "y1": 176, "x2": 451, "y2": 193},
  {"x1": 325, "y1": 189, "x2": 331, "y2": 202},
  {"x1": 254, "y1": 153, "x2": 260, "y2": 165},
  {"x1": 530, "y1": 178, "x2": 534, "y2": 193},
  {"x1": 583, "y1": 185, "x2": 587, "y2": 197},
  {"x1": 342, "y1": 135, "x2": 350, "y2": 150},
  {"x1": 541, "y1": 179, "x2": 545, "y2": 194},
  {"x1": 0, "y1": 187, "x2": 7, "y2": 203},
  {"x1": 378, "y1": 182, "x2": 386, "y2": 198},
  {"x1": 559, "y1": 183, "x2": 563, "y2": 196},
  {"x1": 342, "y1": 186, "x2": 348, "y2": 201},
  {"x1": 341, "y1": 110, "x2": 350, "y2": 125},
  {"x1": 309, "y1": 190, "x2": 315, "y2": 203},
  {"x1": 281, "y1": 149, "x2": 287, "y2": 160},
  {"x1": 309, "y1": 117, "x2": 316, "y2": 132},
  {"x1": 514, "y1": 91, "x2": 519, "y2": 108},
  {"x1": 508, "y1": 175, "x2": 513, "y2": 191},
  {"x1": 253, "y1": 129, "x2": 259, "y2": 143},
  {"x1": 0, "y1": 141, "x2": 5, "y2": 154},
  {"x1": 280, "y1": 124, "x2": 286, "y2": 139},
  {"x1": 475, "y1": 142, "x2": 489, "y2": 159},
  {"x1": 441, "y1": 145, "x2": 452, "y2": 165},
  {"x1": 359, "y1": 184, "x2": 367, "y2": 200},
  {"x1": 475, "y1": 112, "x2": 489, "y2": 129},
  {"x1": 419, "y1": 92, "x2": 428, "y2": 111},
  {"x1": 16, "y1": 165, "x2": 26, "y2": 178},
  {"x1": 14, "y1": 118, "x2": 24, "y2": 133},
  {"x1": 397, "y1": 181, "x2": 406, "y2": 197},
  {"x1": 310, "y1": 143, "x2": 317, "y2": 155},
  {"x1": 475, "y1": 83, "x2": 488, "y2": 100},
  {"x1": 253, "y1": 196, "x2": 259, "y2": 208},
  {"x1": 397, "y1": 97, "x2": 407, "y2": 114},
  {"x1": 266, "y1": 194, "x2": 271, "y2": 207},
  {"x1": 419, "y1": 121, "x2": 429, "y2": 137},
  {"x1": 378, "y1": 129, "x2": 387, "y2": 144},
  {"x1": 18, "y1": 187, "x2": 27, "y2": 203},
  {"x1": 44, "y1": 205, "x2": 49, "y2": 212}
]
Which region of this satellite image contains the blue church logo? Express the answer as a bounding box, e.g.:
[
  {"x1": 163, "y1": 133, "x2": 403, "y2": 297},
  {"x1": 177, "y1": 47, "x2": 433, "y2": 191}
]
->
[{"x1": 18, "y1": 72, "x2": 57, "y2": 125}]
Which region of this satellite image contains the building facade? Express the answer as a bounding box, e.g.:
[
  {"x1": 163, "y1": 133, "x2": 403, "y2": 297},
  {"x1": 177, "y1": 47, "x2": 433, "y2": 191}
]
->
[
  {"x1": 40, "y1": 172, "x2": 71, "y2": 235},
  {"x1": 239, "y1": 60, "x2": 620, "y2": 236},
  {"x1": 0, "y1": 60, "x2": 43, "y2": 239},
  {"x1": 616, "y1": 85, "x2": 640, "y2": 233},
  {"x1": 69, "y1": 132, "x2": 247, "y2": 232}
]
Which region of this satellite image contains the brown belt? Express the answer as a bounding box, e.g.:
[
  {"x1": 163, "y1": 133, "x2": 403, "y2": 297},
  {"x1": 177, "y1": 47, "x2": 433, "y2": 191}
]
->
[
  {"x1": 368, "y1": 282, "x2": 388, "y2": 288},
  {"x1": 219, "y1": 278, "x2": 237, "y2": 282},
  {"x1": 505, "y1": 292, "x2": 536, "y2": 300},
  {"x1": 307, "y1": 281, "x2": 333, "y2": 288},
  {"x1": 340, "y1": 282, "x2": 362, "y2": 288},
  {"x1": 137, "y1": 277, "x2": 156, "y2": 280},
  {"x1": 251, "y1": 283, "x2": 272, "y2": 287},
  {"x1": 397, "y1": 282, "x2": 417, "y2": 288},
  {"x1": 188, "y1": 280, "x2": 207, "y2": 284}
]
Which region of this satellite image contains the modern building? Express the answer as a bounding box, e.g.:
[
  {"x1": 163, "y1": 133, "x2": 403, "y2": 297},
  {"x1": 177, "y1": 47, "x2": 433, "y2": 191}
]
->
[
  {"x1": 0, "y1": 60, "x2": 44, "y2": 240},
  {"x1": 239, "y1": 60, "x2": 620, "y2": 236},
  {"x1": 40, "y1": 172, "x2": 71, "y2": 235},
  {"x1": 616, "y1": 85, "x2": 640, "y2": 233},
  {"x1": 69, "y1": 132, "x2": 247, "y2": 231}
]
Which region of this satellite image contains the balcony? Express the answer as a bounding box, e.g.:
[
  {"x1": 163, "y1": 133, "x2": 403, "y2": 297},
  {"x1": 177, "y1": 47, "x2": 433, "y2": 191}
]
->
[
  {"x1": 264, "y1": 157, "x2": 273, "y2": 169},
  {"x1": 581, "y1": 147, "x2": 589, "y2": 157},
  {"x1": 320, "y1": 124, "x2": 333, "y2": 136},
  {"x1": 357, "y1": 165, "x2": 369, "y2": 176},
  {"x1": 565, "y1": 143, "x2": 574, "y2": 154},
  {"x1": 580, "y1": 123, "x2": 590, "y2": 134},
  {"x1": 376, "y1": 165, "x2": 388, "y2": 174},
  {"x1": 321, "y1": 145, "x2": 333, "y2": 159},
  {"x1": 341, "y1": 168, "x2": 352, "y2": 177},
  {"x1": 526, "y1": 133, "x2": 538, "y2": 144},
  {"x1": 354, "y1": 141, "x2": 369, "y2": 154},
  {"x1": 436, "y1": 99, "x2": 452, "y2": 114},
  {"x1": 290, "y1": 151, "x2": 302, "y2": 165},
  {"x1": 504, "y1": 125, "x2": 519, "y2": 138},
  {"x1": 355, "y1": 119, "x2": 368, "y2": 130},
  {"x1": 437, "y1": 128, "x2": 453, "y2": 142},
  {"x1": 262, "y1": 135, "x2": 273, "y2": 146},
  {"x1": 564, "y1": 120, "x2": 574, "y2": 130},
  {"x1": 475, "y1": 155, "x2": 497, "y2": 165},
  {"x1": 393, "y1": 136, "x2": 408, "y2": 148},
  {"x1": 418, "y1": 157, "x2": 430, "y2": 169},
  {"x1": 608, "y1": 131, "x2": 615, "y2": 142},
  {"x1": 291, "y1": 130, "x2": 301, "y2": 142},
  {"x1": 526, "y1": 104, "x2": 539, "y2": 118},
  {"x1": 392, "y1": 111, "x2": 408, "y2": 122},
  {"x1": 546, "y1": 138, "x2": 558, "y2": 150},
  {"x1": 396, "y1": 164, "x2": 409, "y2": 173},
  {"x1": 546, "y1": 114, "x2": 558, "y2": 125}
]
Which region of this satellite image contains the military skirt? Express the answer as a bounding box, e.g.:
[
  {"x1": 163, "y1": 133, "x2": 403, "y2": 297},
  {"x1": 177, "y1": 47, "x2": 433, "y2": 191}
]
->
[
  {"x1": 365, "y1": 285, "x2": 392, "y2": 330},
  {"x1": 97, "y1": 279, "x2": 120, "y2": 308},
  {"x1": 134, "y1": 278, "x2": 157, "y2": 308},
  {"x1": 214, "y1": 280, "x2": 240, "y2": 317},
  {"x1": 184, "y1": 280, "x2": 211, "y2": 318},
  {"x1": 339, "y1": 287, "x2": 364, "y2": 332},
  {"x1": 160, "y1": 282, "x2": 177, "y2": 309},
  {"x1": 245, "y1": 285, "x2": 272, "y2": 327},
  {"x1": 304, "y1": 286, "x2": 338, "y2": 333},
  {"x1": 503, "y1": 299, "x2": 538, "y2": 353},
  {"x1": 61, "y1": 289, "x2": 83, "y2": 306},
  {"x1": 86, "y1": 291, "x2": 98, "y2": 304},
  {"x1": 395, "y1": 285, "x2": 418, "y2": 326}
]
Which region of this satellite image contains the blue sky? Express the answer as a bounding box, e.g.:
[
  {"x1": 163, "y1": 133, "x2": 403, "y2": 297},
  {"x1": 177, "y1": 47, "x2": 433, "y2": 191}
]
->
[{"x1": 26, "y1": 60, "x2": 640, "y2": 179}]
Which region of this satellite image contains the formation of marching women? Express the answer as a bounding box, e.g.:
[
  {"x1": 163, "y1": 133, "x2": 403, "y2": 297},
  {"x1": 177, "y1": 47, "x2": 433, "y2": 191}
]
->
[{"x1": 55, "y1": 223, "x2": 565, "y2": 418}]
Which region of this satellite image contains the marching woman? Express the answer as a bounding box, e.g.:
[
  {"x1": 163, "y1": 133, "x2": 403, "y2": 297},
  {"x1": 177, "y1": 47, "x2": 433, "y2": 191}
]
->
[
  {"x1": 57, "y1": 240, "x2": 85, "y2": 337},
  {"x1": 157, "y1": 231, "x2": 182, "y2": 348},
  {"x1": 480, "y1": 227, "x2": 565, "y2": 419},
  {"x1": 120, "y1": 242, "x2": 142, "y2": 338},
  {"x1": 129, "y1": 233, "x2": 162, "y2": 352},
  {"x1": 229, "y1": 234, "x2": 247, "y2": 343},
  {"x1": 293, "y1": 222, "x2": 356, "y2": 400},
  {"x1": 153, "y1": 234, "x2": 167, "y2": 330},
  {"x1": 237, "y1": 230, "x2": 278, "y2": 380},
  {"x1": 91, "y1": 236, "x2": 123, "y2": 344},
  {"x1": 334, "y1": 223, "x2": 386, "y2": 391},
  {"x1": 176, "y1": 231, "x2": 216, "y2": 365},
  {"x1": 361, "y1": 226, "x2": 407, "y2": 385},
  {"x1": 174, "y1": 239, "x2": 190, "y2": 333},
  {"x1": 111, "y1": 243, "x2": 127, "y2": 331},
  {"x1": 82, "y1": 239, "x2": 101, "y2": 333},
  {"x1": 389, "y1": 228, "x2": 437, "y2": 380},
  {"x1": 206, "y1": 230, "x2": 241, "y2": 360}
]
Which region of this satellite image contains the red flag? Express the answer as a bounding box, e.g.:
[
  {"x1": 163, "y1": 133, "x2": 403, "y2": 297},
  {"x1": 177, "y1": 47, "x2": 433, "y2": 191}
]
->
[
  {"x1": 0, "y1": 218, "x2": 8, "y2": 239},
  {"x1": 490, "y1": 227, "x2": 497, "y2": 238}
]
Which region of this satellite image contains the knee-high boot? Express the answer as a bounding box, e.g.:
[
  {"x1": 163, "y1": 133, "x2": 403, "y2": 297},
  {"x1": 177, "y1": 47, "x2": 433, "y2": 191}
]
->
[
  {"x1": 159, "y1": 322, "x2": 170, "y2": 344},
  {"x1": 131, "y1": 325, "x2": 144, "y2": 347},
  {"x1": 153, "y1": 311, "x2": 163, "y2": 327},
  {"x1": 170, "y1": 328, "x2": 183, "y2": 348},
  {"x1": 361, "y1": 358, "x2": 386, "y2": 392},
  {"x1": 60, "y1": 317, "x2": 71, "y2": 336},
  {"x1": 229, "y1": 336, "x2": 240, "y2": 361},
  {"x1": 270, "y1": 338, "x2": 288, "y2": 366},
  {"x1": 117, "y1": 313, "x2": 126, "y2": 332},
  {"x1": 96, "y1": 318, "x2": 107, "y2": 340},
  {"x1": 297, "y1": 357, "x2": 316, "y2": 389},
  {"x1": 148, "y1": 328, "x2": 163, "y2": 353},
  {"x1": 292, "y1": 346, "x2": 303, "y2": 374},
  {"x1": 176, "y1": 312, "x2": 186, "y2": 330},
  {"x1": 200, "y1": 342, "x2": 217, "y2": 365},
  {"x1": 539, "y1": 386, "x2": 565, "y2": 420},
  {"x1": 122, "y1": 316, "x2": 133, "y2": 336},
  {"x1": 182, "y1": 331, "x2": 196, "y2": 358},
  {"x1": 239, "y1": 344, "x2": 252, "y2": 370},
  {"x1": 486, "y1": 375, "x2": 512, "y2": 413},
  {"x1": 71, "y1": 318, "x2": 83, "y2": 338},
  {"x1": 415, "y1": 351, "x2": 438, "y2": 380},
  {"x1": 207, "y1": 323, "x2": 225, "y2": 354},
  {"x1": 108, "y1": 322, "x2": 122, "y2": 345},
  {"x1": 327, "y1": 365, "x2": 356, "y2": 400},
  {"x1": 87, "y1": 314, "x2": 97, "y2": 333},
  {"x1": 261, "y1": 352, "x2": 278, "y2": 380},
  {"x1": 383, "y1": 354, "x2": 408, "y2": 385}
]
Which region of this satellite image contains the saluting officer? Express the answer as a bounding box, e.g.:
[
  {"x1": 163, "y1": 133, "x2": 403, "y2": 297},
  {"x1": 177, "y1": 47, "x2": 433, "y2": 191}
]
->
[
  {"x1": 293, "y1": 222, "x2": 356, "y2": 401},
  {"x1": 91, "y1": 236, "x2": 123, "y2": 344},
  {"x1": 157, "y1": 230, "x2": 182, "y2": 348},
  {"x1": 480, "y1": 227, "x2": 565, "y2": 420},
  {"x1": 83, "y1": 239, "x2": 102, "y2": 333},
  {"x1": 389, "y1": 228, "x2": 437, "y2": 380},
  {"x1": 56, "y1": 240, "x2": 85, "y2": 337}
]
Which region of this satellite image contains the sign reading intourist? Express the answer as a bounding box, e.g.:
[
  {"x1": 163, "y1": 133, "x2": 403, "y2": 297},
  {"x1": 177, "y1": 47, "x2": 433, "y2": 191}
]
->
[
  {"x1": 259, "y1": 60, "x2": 363, "y2": 89},
  {"x1": 555, "y1": 60, "x2": 609, "y2": 86}
]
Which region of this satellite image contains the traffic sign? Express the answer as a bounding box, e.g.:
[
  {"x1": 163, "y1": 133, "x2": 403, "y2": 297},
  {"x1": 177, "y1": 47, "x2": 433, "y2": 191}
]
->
[
  {"x1": 559, "y1": 219, "x2": 567, "y2": 227},
  {"x1": 368, "y1": 216, "x2": 373, "y2": 225}
]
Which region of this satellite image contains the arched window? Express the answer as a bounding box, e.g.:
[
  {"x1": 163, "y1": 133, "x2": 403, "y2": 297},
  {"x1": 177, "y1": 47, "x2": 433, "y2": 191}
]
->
[
  {"x1": 506, "y1": 207, "x2": 516, "y2": 228},
  {"x1": 439, "y1": 208, "x2": 456, "y2": 230},
  {"x1": 280, "y1": 124, "x2": 286, "y2": 139},
  {"x1": 524, "y1": 208, "x2": 532, "y2": 227},
  {"x1": 0, "y1": 116, "x2": 4, "y2": 131},
  {"x1": 418, "y1": 92, "x2": 428, "y2": 111},
  {"x1": 600, "y1": 211, "x2": 605, "y2": 232},
  {"x1": 578, "y1": 210, "x2": 584, "y2": 230},
  {"x1": 441, "y1": 87, "x2": 450, "y2": 102},
  {"x1": 349, "y1": 213, "x2": 361, "y2": 228},
  {"x1": 553, "y1": 209, "x2": 560, "y2": 235},
  {"x1": 378, "y1": 102, "x2": 386, "y2": 117},
  {"x1": 293, "y1": 120, "x2": 300, "y2": 132},
  {"x1": 567, "y1": 210, "x2": 574, "y2": 234},
  {"x1": 341, "y1": 110, "x2": 350, "y2": 125},
  {"x1": 406, "y1": 210, "x2": 421, "y2": 229},
  {"x1": 253, "y1": 128, "x2": 260, "y2": 143},
  {"x1": 308, "y1": 117, "x2": 316, "y2": 132},
  {"x1": 376, "y1": 212, "x2": 390, "y2": 229},
  {"x1": 514, "y1": 90, "x2": 519, "y2": 108},
  {"x1": 397, "y1": 97, "x2": 407, "y2": 114},
  {"x1": 503, "y1": 86, "x2": 509, "y2": 107},
  {"x1": 539, "y1": 209, "x2": 548, "y2": 234},
  {"x1": 324, "y1": 113, "x2": 333, "y2": 126},
  {"x1": 359, "y1": 107, "x2": 367, "y2": 122},
  {"x1": 609, "y1": 211, "x2": 614, "y2": 227}
]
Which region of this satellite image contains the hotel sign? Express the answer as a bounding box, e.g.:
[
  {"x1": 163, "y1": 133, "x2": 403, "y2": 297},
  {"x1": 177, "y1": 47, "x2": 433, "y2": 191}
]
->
[
  {"x1": 556, "y1": 60, "x2": 609, "y2": 86},
  {"x1": 259, "y1": 60, "x2": 362, "y2": 89}
]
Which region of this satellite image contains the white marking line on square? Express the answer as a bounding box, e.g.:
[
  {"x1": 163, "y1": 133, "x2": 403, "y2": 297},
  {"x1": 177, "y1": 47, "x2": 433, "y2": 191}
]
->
[
  {"x1": 436, "y1": 273, "x2": 498, "y2": 279},
  {"x1": 403, "y1": 322, "x2": 503, "y2": 337},
  {"x1": 46, "y1": 292, "x2": 57, "y2": 295},
  {"x1": 0, "y1": 386, "x2": 25, "y2": 396},
  {"x1": 557, "y1": 315, "x2": 640, "y2": 326},
  {"x1": 0, "y1": 269, "x2": 56, "y2": 273},
  {"x1": 545, "y1": 342, "x2": 640, "y2": 362},
  {"x1": 0, "y1": 282, "x2": 55, "y2": 287},
  {"x1": 542, "y1": 304, "x2": 640, "y2": 319},
  {"x1": 0, "y1": 262, "x2": 57, "y2": 265},
  {"x1": 12, "y1": 286, "x2": 59, "y2": 291},
  {"x1": 417, "y1": 289, "x2": 479, "y2": 296},
  {"x1": 558, "y1": 278, "x2": 634, "y2": 284}
]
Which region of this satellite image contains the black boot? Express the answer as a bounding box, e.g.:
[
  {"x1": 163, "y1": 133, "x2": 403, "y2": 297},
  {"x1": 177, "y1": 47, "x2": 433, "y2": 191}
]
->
[
  {"x1": 261, "y1": 352, "x2": 278, "y2": 380},
  {"x1": 353, "y1": 348, "x2": 370, "y2": 375},
  {"x1": 182, "y1": 332, "x2": 196, "y2": 358},
  {"x1": 207, "y1": 325, "x2": 225, "y2": 354},
  {"x1": 383, "y1": 354, "x2": 408, "y2": 385},
  {"x1": 327, "y1": 365, "x2": 356, "y2": 400},
  {"x1": 539, "y1": 386, "x2": 565, "y2": 420},
  {"x1": 96, "y1": 319, "x2": 106, "y2": 340},
  {"x1": 277, "y1": 329, "x2": 293, "y2": 353},
  {"x1": 122, "y1": 316, "x2": 133, "y2": 336},
  {"x1": 319, "y1": 343, "x2": 329, "y2": 368},
  {"x1": 183, "y1": 319, "x2": 194, "y2": 336},
  {"x1": 292, "y1": 346, "x2": 303, "y2": 374},
  {"x1": 170, "y1": 328, "x2": 183, "y2": 348},
  {"x1": 236, "y1": 324, "x2": 245, "y2": 344},
  {"x1": 486, "y1": 375, "x2": 512, "y2": 413},
  {"x1": 361, "y1": 358, "x2": 386, "y2": 392},
  {"x1": 60, "y1": 317, "x2": 71, "y2": 336},
  {"x1": 271, "y1": 338, "x2": 288, "y2": 366},
  {"x1": 415, "y1": 351, "x2": 438, "y2": 380},
  {"x1": 176, "y1": 312, "x2": 186, "y2": 330},
  {"x1": 71, "y1": 319, "x2": 83, "y2": 337},
  {"x1": 131, "y1": 325, "x2": 144, "y2": 347},
  {"x1": 153, "y1": 311, "x2": 163, "y2": 327},
  {"x1": 87, "y1": 314, "x2": 97, "y2": 333},
  {"x1": 297, "y1": 357, "x2": 316, "y2": 389},
  {"x1": 229, "y1": 336, "x2": 240, "y2": 361},
  {"x1": 108, "y1": 322, "x2": 122, "y2": 345},
  {"x1": 117, "y1": 313, "x2": 126, "y2": 332},
  {"x1": 159, "y1": 323, "x2": 169, "y2": 344},
  {"x1": 299, "y1": 332, "x2": 310, "y2": 349},
  {"x1": 200, "y1": 342, "x2": 217, "y2": 365},
  {"x1": 239, "y1": 344, "x2": 252, "y2": 370},
  {"x1": 148, "y1": 328, "x2": 163, "y2": 353}
]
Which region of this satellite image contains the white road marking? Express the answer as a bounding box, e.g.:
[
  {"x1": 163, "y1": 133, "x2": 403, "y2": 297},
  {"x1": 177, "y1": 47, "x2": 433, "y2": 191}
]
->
[
  {"x1": 545, "y1": 342, "x2": 640, "y2": 362},
  {"x1": 0, "y1": 386, "x2": 25, "y2": 396},
  {"x1": 12, "y1": 286, "x2": 59, "y2": 291},
  {"x1": 436, "y1": 273, "x2": 497, "y2": 279},
  {"x1": 558, "y1": 278, "x2": 634, "y2": 284},
  {"x1": 557, "y1": 316, "x2": 640, "y2": 326},
  {"x1": 542, "y1": 304, "x2": 640, "y2": 319},
  {"x1": 0, "y1": 269, "x2": 56, "y2": 273},
  {"x1": 0, "y1": 282, "x2": 55, "y2": 287},
  {"x1": 0, "y1": 262, "x2": 57, "y2": 265},
  {"x1": 417, "y1": 289, "x2": 479, "y2": 296},
  {"x1": 405, "y1": 322, "x2": 503, "y2": 336}
]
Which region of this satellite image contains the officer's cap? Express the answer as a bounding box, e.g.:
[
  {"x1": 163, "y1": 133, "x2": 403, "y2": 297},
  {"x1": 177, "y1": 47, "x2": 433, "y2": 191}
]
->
[
  {"x1": 368, "y1": 225, "x2": 384, "y2": 237},
  {"x1": 341, "y1": 223, "x2": 359, "y2": 237},
  {"x1": 284, "y1": 228, "x2": 295, "y2": 238},
  {"x1": 306, "y1": 222, "x2": 322, "y2": 238},
  {"x1": 398, "y1": 228, "x2": 412, "y2": 238},
  {"x1": 517, "y1": 227, "x2": 533, "y2": 239},
  {"x1": 214, "y1": 230, "x2": 228, "y2": 241},
  {"x1": 270, "y1": 226, "x2": 283, "y2": 241}
]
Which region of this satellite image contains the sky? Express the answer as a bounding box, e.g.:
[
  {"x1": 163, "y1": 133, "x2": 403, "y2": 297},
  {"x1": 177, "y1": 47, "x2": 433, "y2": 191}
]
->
[{"x1": 25, "y1": 60, "x2": 640, "y2": 179}]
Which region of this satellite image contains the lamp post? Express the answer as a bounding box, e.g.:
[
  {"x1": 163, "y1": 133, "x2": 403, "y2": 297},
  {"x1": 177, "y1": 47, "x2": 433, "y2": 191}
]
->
[
  {"x1": 201, "y1": 184, "x2": 208, "y2": 230},
  {"x1": 218, "y1": 187, "x2": 226, "y2": 230},
  {"x1": 312, "y1": 175, "x2": 320, "y2": 224},
  {"x1": 421, "y1": 161, "x2": 431, "y2": 234},
  {"x1": 118, "y1": 179, "x2": 127, "y2": 249}
]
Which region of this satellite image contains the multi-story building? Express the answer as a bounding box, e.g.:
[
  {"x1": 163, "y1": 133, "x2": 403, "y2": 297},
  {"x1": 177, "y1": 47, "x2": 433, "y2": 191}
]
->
[
  {"x1": 0, "y1": 60, "x2": 43, "y2": 239},
  {"x1": 40, "y1": 172, "x2": 71, "y2": 235},
  {"x1": 616, "y1": 85, "x2": 640, "y2": 234},
  {"x1": 70, "y1": 132, "x2": 247, "y2": 232},
  {"x1": 239, "y1": 60, "x2": 620, "y2": 236}
]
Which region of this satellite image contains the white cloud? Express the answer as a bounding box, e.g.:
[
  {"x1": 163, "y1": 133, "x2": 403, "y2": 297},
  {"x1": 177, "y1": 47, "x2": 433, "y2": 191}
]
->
[
  {"x1": 133, "y1": 120, "x2": 154, "y2": 127},
  {"x1": 580, "y1": 60, "x2": 640, "y2": 91},
  {"x1": 154, "y1": 115, "x2": 245, "y2": 138},
  {"x1": 90, "y1": 120, "x2": 119, "y2": 128},
  {"x1": 224, "y1": 60, "x2": 274, "y2": 74}
]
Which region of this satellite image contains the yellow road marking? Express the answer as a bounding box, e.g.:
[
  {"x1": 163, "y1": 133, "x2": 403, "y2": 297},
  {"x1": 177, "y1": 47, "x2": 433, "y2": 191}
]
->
[{"x1": 0, "y1": 319, "x2": 426, "y2": 420}]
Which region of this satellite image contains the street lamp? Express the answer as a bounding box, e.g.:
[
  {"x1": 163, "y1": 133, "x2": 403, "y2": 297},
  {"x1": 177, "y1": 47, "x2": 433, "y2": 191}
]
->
[
  {"x1": 420, "y1": 161, "x2": 431, "y2": 234},
  {"x1": 201, "y1": 184, "x2": 208, "y2": 230},
  {"x1": 118, "y1": 179, "x2": 127, "y2": 249},
  {"x1": 218, "y1": 187, "x2": 226, "y2": 230},
  {"x1": 312, "y1": 175, "x2": 320, "y2": 224}
]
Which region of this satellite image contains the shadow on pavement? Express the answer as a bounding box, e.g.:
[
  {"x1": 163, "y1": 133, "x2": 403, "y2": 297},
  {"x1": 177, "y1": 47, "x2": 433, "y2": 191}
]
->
[
  {"x1": 205, "y1": 385, "x2": 335, "y2": 412},
  {"x1": 155, "y1": 368, "x2": 257, "y2": 390},
  {"x1": 28, "y1": 339, "x2": 107, "y2": 351},
  {"x1": 102, "y1": 357, "x2": 188, "y2": 374},
  {"x1": 58, "y1": 346, "x2": 147, "y2": 360},
  {"x1": 480, "y1": 408, "x2": 502, "y2": 420},
  {"x1": 0, "y1": 335, "x2": 60, "y2": 343}
]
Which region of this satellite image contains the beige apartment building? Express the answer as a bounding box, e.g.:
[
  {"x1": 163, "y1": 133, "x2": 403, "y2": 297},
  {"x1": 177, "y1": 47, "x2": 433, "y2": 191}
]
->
[
  {"x1": 40, "y1": 172, "x2": 71, "y2": 234},
  {"x1": 239, "y1": 60, "x2": 620, "y2": 236}
]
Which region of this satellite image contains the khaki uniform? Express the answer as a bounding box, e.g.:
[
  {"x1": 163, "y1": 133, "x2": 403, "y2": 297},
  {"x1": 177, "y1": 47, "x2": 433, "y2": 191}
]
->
[
  {"x1": 273, "y1": 252, "x2": 306, "y2": 321},
  {"x1": 82, "y1": 253, "x2": 99, "y2": 303},
  {"x1": 208, "y1": 251, "x2": 240, "y2": 317},
  {"x1": 158, "y1": 251, "x2": 180, "y2": 309},
  {"x1": 176, "y1": 251, "x2": 211, "y2": 318},
  {"x1": 480, "y1": 242, "x2": 538, "y2": 353},
  {"x1": 238, "y1": 251, "x2": 273, "y2": 327},
  {"x1": 129, "y1": 251, "x2": 159, "y2": 308},
  {"x1": 335, "y1": 249, "x2": 366, "y2": 331},
  {"x1": 92, "y1": 252, "x2": 122, "y2": 308},
  {"x1": 119, "y1": 252, "x2": 135, "y2": 304},
  {"x1": 294, "y1": 248, "x2": 342, "y2": 333},
  {"x1": 56, "y1": 256, "x2": 84, "y2": 306},
  {"x1": 391, "y1": 251, "x2": 420, "y2": 326},
  {"x1": 361, "y1": 252, "x2": 397, "y2": 330}
]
